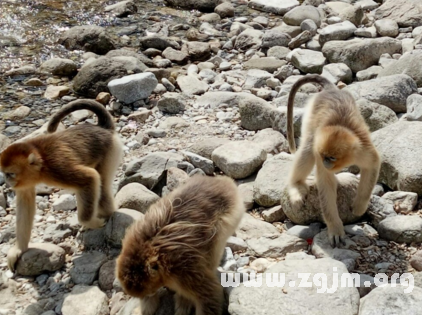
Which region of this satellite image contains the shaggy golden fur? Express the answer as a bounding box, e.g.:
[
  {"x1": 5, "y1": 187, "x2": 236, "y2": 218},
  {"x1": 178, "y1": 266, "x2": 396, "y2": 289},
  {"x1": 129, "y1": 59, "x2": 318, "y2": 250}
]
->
[
  {"x1": 116, "y1": 175, "x2": 245, "y2": 315},
  {"x1": 287, "y1": 74, "x2": 380, "y2": 247},
  {"x1": 0, "y1": 99, "x2": 123, "y2": 271}
]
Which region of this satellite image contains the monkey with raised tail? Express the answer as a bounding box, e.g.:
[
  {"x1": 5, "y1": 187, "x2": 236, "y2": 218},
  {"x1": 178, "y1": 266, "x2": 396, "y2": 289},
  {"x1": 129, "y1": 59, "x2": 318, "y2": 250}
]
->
[
  {"x1": 116, "y1": 175, "x2": 246, "y2": 315},
  {"x1": 0, "y1": 99, "x2": 123, "y2": 271},
  {"x1": 286, "y1": 74, "x2": 381, "y2": 247}
]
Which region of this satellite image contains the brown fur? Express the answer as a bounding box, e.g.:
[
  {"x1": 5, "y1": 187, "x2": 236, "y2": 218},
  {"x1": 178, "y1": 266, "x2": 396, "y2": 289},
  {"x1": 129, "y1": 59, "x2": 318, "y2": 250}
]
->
[
  {"x1": 287, "y1": 74, "x2": 380, "y2": 247},
  {"x1": 0, "y1": 99, "x2": 123, "y2": 271},
  {"x1": 116, "y1": 175, "x2": 245, "y2": 315}
]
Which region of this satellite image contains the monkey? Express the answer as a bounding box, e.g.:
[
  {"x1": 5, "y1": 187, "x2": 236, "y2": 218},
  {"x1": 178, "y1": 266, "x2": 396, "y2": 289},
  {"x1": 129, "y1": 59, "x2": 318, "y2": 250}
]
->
[
  {"x1": 116, "y1": 175, "x2": 246, "y2": 315},
  {"x1": 0, "y1": 99, "x2": 123, "y2": 271},
  {"x1": 286, "y1": 74, "x2": 381, "y2": 247}
]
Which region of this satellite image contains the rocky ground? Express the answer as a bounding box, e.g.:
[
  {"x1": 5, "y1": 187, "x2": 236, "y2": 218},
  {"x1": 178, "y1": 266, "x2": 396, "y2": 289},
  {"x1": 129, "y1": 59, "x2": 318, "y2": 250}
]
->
[{"x1": 2, "y1": 0, "x2": 422, "y2": 314}]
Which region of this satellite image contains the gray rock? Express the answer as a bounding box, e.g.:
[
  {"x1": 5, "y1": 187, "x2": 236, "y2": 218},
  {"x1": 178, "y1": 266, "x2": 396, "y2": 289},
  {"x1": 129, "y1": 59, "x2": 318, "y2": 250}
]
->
[
  {"x1": 246, "y1": 234, "x2": 308, "y2": 258},
  {"x1": 322, "y1": 37, "x2": 402, "y2": 73},
  {"x1": 235, "y1": 213, "x2": 280, "y2": 240},
  {"x1": 261, "y1": 30, "x2": 291, "y2": 48},
  {"x1": 58, "y1": 25, "x2": 115, "y2": 54},
  {"x1": 378, "y1": 50, "x2": 422, "y2": 87},
  {"x1": 251, "y1": 128, "x2": 288, "y2": 154},
  {"x1": 39, "y1": 58, "x2": 77, "y2": 76},
  {"x1": 354, "y1": 26, "x2": 377, "y2": 38},
  {"x1": 162, "y1": 47, "x2": 188, "y2": 64},
  {"x1": 288, "y1": 30, "x2": 313, "y2": 50},
  {"x1": 243, "y1": 69, "x2": 272, "y2": 90},
  {"x1": 214, "y1": 2, "x2": 235, "y2": 18},
  {"x1": 105, "y1": 208, "x2": 144, "y2": 247},
  {"x1": 229, "y1": 258, "x2": 359, "y2": 315},
  {"x1": 357, "y1": 98, "x2": 398, "y2": 132},
  {"x1": 319, "y1": 21, "x2": 357, "y2": 46},
  {"x1": 262, "y1": 205, "x2": 286, "y2": 223},
  {"x1": 248, "y1": 0, "x2": 299, "y2": 15},
  {"x1": 80, "y1": 227, "x2": 107, "y2": 249},
  {"x1": 106, "y1": 48, "x2": 153, "y2": 67},
  {"x1": 139, "y1": 36, "x2": 180, "y2": 50},
  {"x1": 115, "y1": 183, "x2": 159, "y2": 213},
  {"x1": 184, "y1": 41, "x2": 211, "y2": 61},
  {"x1": 235, "y1": 29, "x2": 263, "y2": 50},
  {"x1": 73, "y1": 57, "x2": 144, "y2": 97},
  {"x1": 283, "y1": 5, "x2": 323, "y2": 27},
  {"x1": 345, "y1": 74, "x2": 417, "y2": 113},
  {"x1": 98, "y1": 260, "x2": 116, "y2": 290},
  {"x1": 70, "y1": 251, "x2": 107, "y2": 285},
  {"x1": 326, "y1": 2, "x2": 363, "y2": 27},
  {"x1": 267, "y1": 46, "x2": 291, "y2": 60},
  {"x1": 287, "y1": 223, "x2": 322, "y2": 240},
  {"x1": 62, "y1": 285, "x2": 108, "y2": 315},
  {"x1": 120, "y1": 152, "x2": 185, "y2": 190},
  {"x1": 374, "y1": 19, "x2": 399, "y2": 37},
  {"x1": 189, "y1": 137, "x2": 230, "y2": 159},
  {"x1": 407, "y1": 94, "x2": 422, "y2": 121},
  {"x1": 291, "y1": 48, "x2": 326, "y2": 74},
  {"x1": 366, "y1": 195, "x2": 397, "y2": 228},
  {"x1": 301, "y1": 19, "x2": 317, "y2": 36},
  {"x1": 104, "y1": 0, "x2": 137, "y2": 17},
  {"x1": 238, "y1": 182, "x2": 255, "y2": 210},
  {"x1": 52, "y1": 194, "x2": 76, "y2": 211},
  {"x1": 312, "y1": 230, "x2": 361, "y2": 261},
  {"x1": 243, "y1": 57, "x2": 286, "y2": 73},
  {"x1": 166, "y1": 167, "x2": 189, "y2": 191},
  {"x1": 212, "y1": 141, "x2": 267, "y2": 179},
  {"x1": 16, "y1": 243, "x2": 65, "y2": 276},
  {"x1": 239, "y1": 95, "x2": 275, "y2": 130},
  {"x1": 253, "y1": 153, "x2": 293, "y2": 207},
  {"x1": 374, "y1": 0, "x2": 422, "y2": 28},
  {"x1": 281, "y1": 172, "x2": 362, "y2": 225},
  {"x1": 372, "y1": 121, "x2": 422, "y2": 194},
  {"x1": 159, "y1": 117, "x2": 190, "y2": 130},
  {"x1": 157, "y1": 92, "x2": 185, "y2": 113},
  {"x1": 43, "y1": 224, "x2": 73, "y2": 243},
  {"x1": 181, "y1": 151, "x2": 214, "y2": 175},
  {"x1": 321, "y1": 63, "x2": 352, "y2": 84},
  {"x1": 382, "y1": 191, "x2": 418, "y2": 214},
  {"x1": 378, "y1": 215, "x2": 422, "y2": 243},
  {"x1": 108, "y1": 72, "x2": 157, "y2": 104},
  {"x1": 176, "y1": 75, "x2": 209, "y2": 95},
  {"x1": 356, "y1": 65, "x2": 383, "y2": 81},
  {"x1": 164, "y1": 0, "x2": 218, "y2": 11}
]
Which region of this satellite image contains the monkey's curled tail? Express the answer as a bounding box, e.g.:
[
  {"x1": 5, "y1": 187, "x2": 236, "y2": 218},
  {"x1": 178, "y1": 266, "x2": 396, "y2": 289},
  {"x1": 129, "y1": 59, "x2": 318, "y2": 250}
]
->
[
  {"x1": 47, "y1": 99, "x2": 114, "y2": 132},
  {"x1": 287, "y1": 74, "x2": 336, "y2": 153}
]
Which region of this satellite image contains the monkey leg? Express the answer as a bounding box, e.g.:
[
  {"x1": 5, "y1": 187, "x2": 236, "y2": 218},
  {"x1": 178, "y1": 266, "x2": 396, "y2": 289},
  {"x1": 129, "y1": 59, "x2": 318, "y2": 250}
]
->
[
  {"x1": 193, "y1": 270, "x2": 224, "y2": 315},
  {"x1": 288, "y1": 140, "x2": 315, "y2": 210},
  {"x1": 73, "y1": 167, "x2": 104, "y2": 229},
  {"x1": 140, "y1": 292, "x2": 160, "y2": 315},
  {"x1": 315, "y1": 160, "x2": 345, "y2": 247},
  {"x1": 8, "y1": 187, "x2": 36, "y2": 271},
  {"x1": 175, "y1": 294, "x2": 194, "y2": 315}
]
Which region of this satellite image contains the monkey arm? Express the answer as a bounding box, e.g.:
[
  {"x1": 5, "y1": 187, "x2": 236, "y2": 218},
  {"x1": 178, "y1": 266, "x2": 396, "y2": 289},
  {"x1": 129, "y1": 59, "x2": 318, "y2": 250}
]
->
[{"x1": 8, "y1": 187, "x2": 36, "y2": 271}]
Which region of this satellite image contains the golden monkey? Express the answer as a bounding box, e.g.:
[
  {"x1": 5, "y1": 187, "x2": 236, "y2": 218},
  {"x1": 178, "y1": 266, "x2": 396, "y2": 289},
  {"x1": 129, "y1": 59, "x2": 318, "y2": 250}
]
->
[
  {"x1": 116, "y1": 175, "x2": 246, "y2": 315},
  {"x1": 0, "y1": 99, "x2": 123, "y2": 271},
  {"x1": 286, "y1": 74, "x2": 380, "y2": 247}
]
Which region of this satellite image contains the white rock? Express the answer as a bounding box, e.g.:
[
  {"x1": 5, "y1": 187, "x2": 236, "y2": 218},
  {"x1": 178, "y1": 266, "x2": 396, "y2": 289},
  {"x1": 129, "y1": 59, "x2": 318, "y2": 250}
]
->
[
  {"x1": 52, "y1": 194, "x2": 76, "y2": 211},
  {"x1": 108, "y1": 72, "x2": 158, "y2": 104}
]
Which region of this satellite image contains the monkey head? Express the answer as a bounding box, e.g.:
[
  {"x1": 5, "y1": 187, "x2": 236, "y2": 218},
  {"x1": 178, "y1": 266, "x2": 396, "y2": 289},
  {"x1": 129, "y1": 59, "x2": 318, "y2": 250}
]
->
[
  {"x1": 314, "y1": 125, "x2": 361, "y2": 172},
  {"x1": 116, "y1": 239, "x2": 165, "y2": 299},
  {"x1": 0, "y1": 143, "x2": 43, "y2": 189}
]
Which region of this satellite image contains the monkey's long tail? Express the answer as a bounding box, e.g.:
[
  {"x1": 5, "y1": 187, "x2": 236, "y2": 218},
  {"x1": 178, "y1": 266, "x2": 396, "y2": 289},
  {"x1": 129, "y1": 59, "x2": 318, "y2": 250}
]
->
[
  {"x1": 287, "y1": 74, "x2": 336, "y2": 153},
  {"x1": 47, "y1": 99, "x2": 114, "y2": 132}
]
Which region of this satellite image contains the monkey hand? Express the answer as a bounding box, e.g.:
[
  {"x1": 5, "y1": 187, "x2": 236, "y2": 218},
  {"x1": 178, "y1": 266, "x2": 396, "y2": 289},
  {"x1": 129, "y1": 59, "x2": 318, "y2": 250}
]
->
[
  {"x1": 288, "y1": 184, "x2": 309, "y2": 210},
  {"x1": 327, "y1": 223, "x2": 346, "y2": 248},
  {"x1": 352, "y1": 199, "x2": 368, "y2": 217},
  {"x1": 80, "y1": 217, "x2": 106, "y2": 230},
  {"x1": 7, "y1": 245, "x2": 23, "y2": 272}
]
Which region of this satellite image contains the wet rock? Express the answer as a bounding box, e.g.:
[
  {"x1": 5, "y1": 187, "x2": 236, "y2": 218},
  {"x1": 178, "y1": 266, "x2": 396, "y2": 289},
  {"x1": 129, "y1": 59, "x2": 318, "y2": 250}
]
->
[
  {"x1": 39, "y1": 58, "x2": 77, "y2": 76},
  {"x1": 73, "y1": 57, "x2": 144, "y2": 98},
  {"x1": 382, "y1": 191, "x2": 418, "y2": 214},
  {"x1": 254, "y1": 153, "x2": 292, "y2": 207},
  {"x1": 322, "y1": 37, "x2": 402, "y2": 73},
  {"x1": 105, "y1": 0, "x2": 137, "y2": 17},
  {"x1": 235, "y1": 213, "x2": 280, "y2": 240},
  {"x1": 108, "y1": 72, "x2": 158, "y2": 104},
  {"x1": 164, "y1": 0, "x2": 219, "y2": 12},
  {"x1": 374, "y1": 0, "x2": 422, "y2": 28},
  {"x1": 44, "y1": 85, "x2": 70, "y2": 100},
  {"x1": 357, "y1": 98, "x2": 398, "y2": 132},
  {"x1": 235, "y1": 29, "x2": 263, "y2": 50},
  {"x1": 229, "y1": 258, "x2": 359, "y2": 315},
  {"x1": 291, "y1": 48, "x2": 326, "y2": 74},
  {"x1": 262, "y1": 205, "x2": 286, "y2": 223},
  {"x1": 176, "y1": 75, "x2": 209, "y2": 95},
  {"x1": 319, "y1": 21, "x2": 357, "y2": 45},
  {"x1": 345, "y1": 74, "x2": 417, "y2": 113},
  {"x1": 16, "y1": 243, "x2": 65, "y2": 276},
  {"x1": 248, "y1": 0, "x2": 299, "y2": 15},
  {"x1": 247, "y1": 234, "x2": 308, "y2": 258},
  {"x1": 261, "y1": 30, "x2": 291, "y2": 48},
  {"x1": 374, "y1": 19, "x2": 399, "y2": 37},
  {"x1": 105, "y1": 209, "x2": 143, "y2": 247},
  {"x1": 62, "y1": 285, "x2": 108, "y2": 315},
  {"x1": 211, "y1": 141, "x2": 267, "y2": 179},
  {"x1": 283, "y1": 5, "x2": 323, "y2": 27},
  {"x1": 378, "y1": 215, "x2": 422, "y2": 244},
  {"x1": 52, "y1": 194, "x2": 76, "y2": 211},
  {"x1": 58, "y1": 25, "x2": 115, "y2": 54},
  {"x1": 378, "y1": 50, "x2": 422, "y2": 87},
  {"x1": 166, "y1": 167, "x2": 189, "y2": 191},
  {"x1": 281, "y1": 173, "x2": 361, "y2": 225},
  {"x1": 214, "y1": 2, "x2": 235, "y2": 18},
  {"x1": 115, "y1": 183, "x2": 159, "y2": 213},
  {"x1": 70, "y1": 251, "x2": 107, "y2": 285},
  {"x1": 189, "y1": 137, "x2": 230, "y2": 159}
]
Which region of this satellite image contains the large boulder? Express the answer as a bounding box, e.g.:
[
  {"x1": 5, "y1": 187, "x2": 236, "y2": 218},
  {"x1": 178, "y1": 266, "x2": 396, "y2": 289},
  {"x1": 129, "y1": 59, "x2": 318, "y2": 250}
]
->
[
  {"x1": 322, "y1": 37, "x2": 402, "y2": 73},
  {"x1": 378, "y1": 50, "x2": 422, "y2": 87},
  {"x1": 374, "y1": 0, "x2": 422, "y2": 28},
  {"x1": 372, "y1": 121, "x2": 422, "y2": 195},
  {"x1": 58, "y1": 25, "x2": 115, "y2": 54},
  {"x1": 344, "y1": 74, "x2": 417, "y2": 113}
]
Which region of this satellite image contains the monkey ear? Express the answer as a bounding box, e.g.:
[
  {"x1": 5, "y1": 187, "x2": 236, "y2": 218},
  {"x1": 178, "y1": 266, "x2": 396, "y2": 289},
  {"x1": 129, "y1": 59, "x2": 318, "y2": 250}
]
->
[{"x1": 28, "y1": 153, "x2": 42, "y2": 166}]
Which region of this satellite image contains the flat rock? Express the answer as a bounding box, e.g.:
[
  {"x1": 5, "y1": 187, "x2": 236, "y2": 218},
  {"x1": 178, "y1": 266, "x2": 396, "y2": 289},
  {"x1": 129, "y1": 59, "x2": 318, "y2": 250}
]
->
[
  {"x1": 378, "y1": 215, "x2": 422, "y2": 244},
  {"x1": 3, "y1": 106, "x2": 31, "y2": 121},
  {"x1": 253, "y1": 153, "x2": 293, "y2": 207},
  {"x1": 229, "y1": 258, "x2": 359, "y2": 315},
  {"x1": 291, "y1": 48, "x2": 326, "y2": 74},
  {"x1": 374, "y1": 0, "x2": 422, "y2": 28},
  {"x1": 105, "y1": 208, "x2": 144, "y2": 247},
  {"x1": 62, "y1": 285, "x2": 108, "y2": 315},
  {"x1": 115, "y1": 183, "x2": 159, "y2": 213},
  {"x1": 267, "y1": 46, "x2": 291, "y2": 60},
  {"x1": 319, "y1": 21, "x2": 357, "y2": 46},
  {"x1": 281, "y1": 172, "x2": 362, "y2": 225},
  {"x1": 159, "y1": 117, "x2": 190, "y2": 130},
  {"x1": 211, "y1": 141, "x2": 267, "y2": 179},
  {"x1": 322, "y1": 37, "x2": 402, "y2": 73},
  {"x1": 235, "y1": 213, "x2": 280, "y2": 240},
  {"x1": 378, "y1": 50, "x2": 422, "y2": 87},
  {"x1": 371, "y1": 121, "x2": 422, "y2": 194},
  {"x1": 246, "y1": 234, "x2": 308, "y2": 258},
  {"x1": 70, "y1": 251, "x2": 107, "y2": 285},
  {"x1": 108, "y1": 72, "x2": 158, "y2": 104},
  {"x1": 16, "y1": 243, "x2": 65, "y2": 276},
  {"x1": 243, "y1": 57, "x2": 286, "y2": 73},
  {"x1": 176, "y1": 75, "x2": 209, "y2": 95},
  {"x1": 345, "y1": 74, "x2": 417, "y2": 113},
  {"x1": 248, "y1": 0, "x2": 299, "y2": 15}
]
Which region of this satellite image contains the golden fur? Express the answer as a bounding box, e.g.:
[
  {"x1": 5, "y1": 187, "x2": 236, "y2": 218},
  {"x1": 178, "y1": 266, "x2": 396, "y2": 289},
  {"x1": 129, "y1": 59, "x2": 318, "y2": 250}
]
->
[
  {"x1": 0, "y1": 99, "x2": 123, "y2": 271},
  {"x1": 287, "y1": 74, "x2": 381, "y2": 247},
  {"x1": 116, "y1": 175, "x2": 245, "y2": 315}
]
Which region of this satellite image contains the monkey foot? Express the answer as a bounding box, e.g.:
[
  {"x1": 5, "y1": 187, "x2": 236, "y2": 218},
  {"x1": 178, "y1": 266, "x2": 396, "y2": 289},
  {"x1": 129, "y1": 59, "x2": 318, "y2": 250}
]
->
[
  {"x1": 327, "y1": 224, "x2": 346, "y2": 248},
  {"x1": 7, "y1": 246, "x2": 23, "y2": 272},
  {"x1": 80, "y1": 217, "x2": 106, "y2": 230}
]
